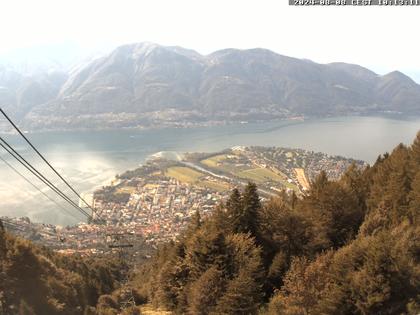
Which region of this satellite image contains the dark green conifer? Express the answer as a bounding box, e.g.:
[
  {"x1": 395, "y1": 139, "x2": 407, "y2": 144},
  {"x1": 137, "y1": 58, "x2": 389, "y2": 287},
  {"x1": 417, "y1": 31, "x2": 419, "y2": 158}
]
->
[
  {"x1": 239, "y1": 182, "x2": 261, "y2": 237},
  {"x1": 185, "y1": 229, "x2": 227, "y2": 280},
  {"x1": 225, "y1": 188, "x2": 243, "y2": 231}
]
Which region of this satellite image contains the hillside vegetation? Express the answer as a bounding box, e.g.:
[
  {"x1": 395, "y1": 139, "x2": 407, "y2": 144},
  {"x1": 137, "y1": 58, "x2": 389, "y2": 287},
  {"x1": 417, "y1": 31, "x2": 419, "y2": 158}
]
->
[
  {"x1": 133, "y1": 132, "x2": 420, "y2": 315},
  {"x1": 0, "y1": 224, "x2": 141, "y2": 314},
  {"x1": 1, "y1": 133, "x2": 419, "y2": 314}
]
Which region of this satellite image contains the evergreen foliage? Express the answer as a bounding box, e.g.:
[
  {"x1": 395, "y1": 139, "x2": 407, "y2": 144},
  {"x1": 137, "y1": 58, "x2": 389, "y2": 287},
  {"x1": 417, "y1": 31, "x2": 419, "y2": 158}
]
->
[
  {"x1": 134, "y1": 133, "x2": 420, "y2": 315},
  {"x1": 0, "y1": 230, "x2": 124, "y2": 314},
  {"x1": 3, "y1": 133, "x2": 420, "y2": 314}
]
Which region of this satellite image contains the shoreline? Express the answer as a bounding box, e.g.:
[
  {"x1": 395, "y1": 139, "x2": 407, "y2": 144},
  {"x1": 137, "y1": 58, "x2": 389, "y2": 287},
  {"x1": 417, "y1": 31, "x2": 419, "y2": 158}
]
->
[{"x1": 2, "y1": 112, "x2": 416, "y2": 136}]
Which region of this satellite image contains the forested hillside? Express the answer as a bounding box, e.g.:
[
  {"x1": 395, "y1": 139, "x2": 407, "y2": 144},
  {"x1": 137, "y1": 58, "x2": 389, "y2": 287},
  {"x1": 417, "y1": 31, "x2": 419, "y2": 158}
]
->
[
  {"x1": 0, "y1": 224, "x2": 142, "y2": 315},
  {"x1": 1, "y1": 133, "x2": 419, "y2": 314},
  {"x1": 133, "y1": 132, "x2": 420, "y2": 315}
]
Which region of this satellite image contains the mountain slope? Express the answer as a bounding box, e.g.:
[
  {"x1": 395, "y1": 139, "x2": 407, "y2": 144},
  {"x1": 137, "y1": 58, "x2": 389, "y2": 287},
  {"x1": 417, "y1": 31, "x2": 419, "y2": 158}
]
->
[
  {"x1": 0, "y1": 65, "x2": 67, "y2": 120},
  {"x1": 4, "y1": 42, "x2": 420, "y2": 130}
]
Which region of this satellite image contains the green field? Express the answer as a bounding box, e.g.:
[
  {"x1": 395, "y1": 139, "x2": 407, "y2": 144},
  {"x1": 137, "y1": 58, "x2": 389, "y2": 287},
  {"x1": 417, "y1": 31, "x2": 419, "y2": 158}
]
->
[
  {"x1": 166, "y1": 160, "x2": 298, "y2": 193},
  {"x1": 235, "y1": 167, "x2": 299, "y2": 191},
  {"x1": 201, "y1": 154, "x2": 247, "y2": 174},
  {"x1": 201, "y1": 154, "x2": 228, "y2": 168},
  {"x1": 280, "y1": 180, "x2": 299, "y2": 192},
  {"x1": 165, "y1": 166, "x2": 203, "y2": 183},
  {"x1": 270, "y1": 166, "x2": 288, "y2": 179},
  {"x1": 166, "y1": 166, "x2": 231, "y2": 192},
  {"x1": 237, "y1": 167, "x2": 285, "y2": 183},
  {"x1": 198, "y1": 180, "x2": 230, "y2": 192}
]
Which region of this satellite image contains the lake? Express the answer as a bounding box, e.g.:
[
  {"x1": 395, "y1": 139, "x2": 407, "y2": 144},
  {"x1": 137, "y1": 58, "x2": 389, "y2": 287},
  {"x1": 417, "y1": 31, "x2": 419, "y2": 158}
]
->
[{"x1": 1, "y1": 115, "x2": 419, "y2": 225}]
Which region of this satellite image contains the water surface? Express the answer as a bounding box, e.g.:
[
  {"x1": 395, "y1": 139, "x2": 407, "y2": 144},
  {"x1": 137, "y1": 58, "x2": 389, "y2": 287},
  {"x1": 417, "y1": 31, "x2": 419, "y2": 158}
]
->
[{"x1": 1, "y1": 116, "x2": 419, "y2": 225}]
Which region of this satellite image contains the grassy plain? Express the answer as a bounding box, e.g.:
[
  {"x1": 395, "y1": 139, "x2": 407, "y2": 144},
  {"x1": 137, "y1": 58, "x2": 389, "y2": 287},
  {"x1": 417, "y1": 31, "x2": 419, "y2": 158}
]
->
[
  {"x1": 165, "y1": 166, "x2": 231, "y2": 192},
  {"x1": 237, "y1": 167, "x2": 285, "y2": 183},
  {"x1": 198, "y1": 180, "x2": 230, "y2": 192},
  {"x1": 201, "y1": 154, "x2": 228, "y2": 168},
  {"x1": 165, "y1": 166, "x2": 203, "y2": 183}
]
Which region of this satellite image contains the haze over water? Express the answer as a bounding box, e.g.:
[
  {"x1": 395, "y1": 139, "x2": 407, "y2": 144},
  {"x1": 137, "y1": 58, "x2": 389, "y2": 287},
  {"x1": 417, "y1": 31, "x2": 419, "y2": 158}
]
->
[{"x1": 1, "y1": 115, "x2": 419, "y2": 225}]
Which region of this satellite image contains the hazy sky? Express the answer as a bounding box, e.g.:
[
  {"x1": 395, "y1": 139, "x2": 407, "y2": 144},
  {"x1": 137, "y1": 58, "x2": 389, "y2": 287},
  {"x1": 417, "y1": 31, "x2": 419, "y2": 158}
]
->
[{"x1": 1, "y1": 0, "x2": 419, "y2": 80}]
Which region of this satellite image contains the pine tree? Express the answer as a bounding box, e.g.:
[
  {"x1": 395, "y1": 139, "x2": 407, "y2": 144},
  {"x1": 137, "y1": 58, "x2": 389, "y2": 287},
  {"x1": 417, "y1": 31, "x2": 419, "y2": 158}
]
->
[
  {"x1": 215, "y1": 233, "x2": 263, "y2": 315},
  {"x1": 368, "y1": 154, "x2": 393, "y2": 211},
  {"x1": 408, "y1": 170, "x2": 420, "y2": 225},
  {"x1": 268, "y1": 255, "x2": 334, "y2": 315},
  {"x1": 340, "y1": 163, "x2": 368, "y2": 213},
  {"x1": 208, "y1": 204, "x2": 229, "y2": 234},
  {"x1": 388, "y1": 145, "x2": 411, "y2": 212},
  {"x1": 267, "y1": 251, "x2": 289, "y2": 290},
  {"x1": 359, "y1": 203, "x2": 391, "y2": 237},
  {"x1": 187, "y1": 266, "x2": 225, "y2": 315},
  {"x1": 368, "y1": 144, "x2": 412, "y2": 224},
  {"x1": 183, "y1": 210, "x2": 202, "y2": 241},
  {"x1": 409, "y1": 131, "x2": 420, "y2": 170},
  {"x1": 185, "y1": 229, "x2": 227, "y2": 280},
  {"x1": 239, "y1": 182, "x2": 261, "y2": 238},
  {"x1": 310, "y1": 170, "x2": 329, "y2": 196},
  {"x1": 259, "y1": 197, "x2": 310, "y2": 267},
  {"x1": 225, "y1": 188, "x2": 243, "y2": 232},
  {"x1": 216, "y1": 271, "x2": 261, "y2": 315},
  {"x1": 299, "y1": 178, "x2": 363, "y2": 250},
  {"x1": 153, "y1": 259, "x2": 182, "y2": 310}
]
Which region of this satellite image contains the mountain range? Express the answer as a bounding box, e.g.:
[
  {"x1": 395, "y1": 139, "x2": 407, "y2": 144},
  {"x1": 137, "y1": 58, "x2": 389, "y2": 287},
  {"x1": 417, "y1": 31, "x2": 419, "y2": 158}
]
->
[{"x1": 1, "y1": 42, "x2": 420, "y2": 130}]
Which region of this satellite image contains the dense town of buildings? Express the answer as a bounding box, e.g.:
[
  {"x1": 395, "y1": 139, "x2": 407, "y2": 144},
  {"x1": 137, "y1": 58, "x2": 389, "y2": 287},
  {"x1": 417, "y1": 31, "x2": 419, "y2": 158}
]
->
[
  {"x1": 1, "y1": 177, "x2": 227, "y2": 256},
  {"x1": 94, "y1": 177, "x2": 226, "y2": 243},
  {"x1": 1, "y1": 146, "x2": 366, "y2": 256}
]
